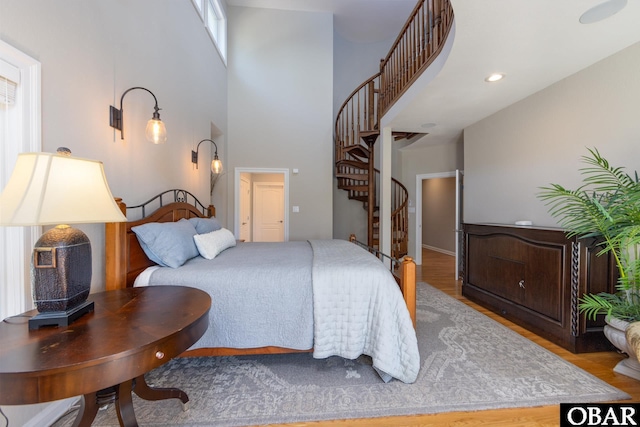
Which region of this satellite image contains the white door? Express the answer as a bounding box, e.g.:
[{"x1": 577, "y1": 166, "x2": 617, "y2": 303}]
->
[
  {"x1": 455, "y1": 169, "x2": 464, "y2": 279},
  {"x1": 239, "y1": 176, "x2": 251, "y2": 241},
  {"x1": 253, "y1": 182, "x2": 284, "y2": 242}
]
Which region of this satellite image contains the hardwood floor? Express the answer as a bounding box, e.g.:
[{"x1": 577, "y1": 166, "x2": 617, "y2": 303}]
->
[{"x1": 271, "y1": 249, "x2": 640, "y2": 427}]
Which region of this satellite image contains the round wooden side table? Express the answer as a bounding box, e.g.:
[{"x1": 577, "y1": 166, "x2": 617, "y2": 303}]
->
[{"x1": 0, "y1": 285, "x2": 211, "y2": 426}]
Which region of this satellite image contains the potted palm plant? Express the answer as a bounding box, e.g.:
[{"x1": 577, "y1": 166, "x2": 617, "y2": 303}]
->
[{"x1": 538, "y1": 147, "x2": 640, "y2": 378}]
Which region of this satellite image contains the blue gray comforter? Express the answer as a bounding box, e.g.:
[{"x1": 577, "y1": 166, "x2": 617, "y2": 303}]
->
[{"x1": 136, "y1": 239, "x2": 419, "y2": 383}]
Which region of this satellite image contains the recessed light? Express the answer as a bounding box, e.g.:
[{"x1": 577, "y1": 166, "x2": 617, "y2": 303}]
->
[
  {"x1": 485, "y1": 73, "x2": 505, "y2": 83},
  {"x1": 580, "y1": 0, "x2": 627, "y2": 24},
  {"x1": 421, "y1": 122, "x2": 436, "y2": 129}
]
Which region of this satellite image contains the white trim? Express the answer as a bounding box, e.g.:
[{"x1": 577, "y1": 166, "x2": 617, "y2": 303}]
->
[
  {"x1": 234, "y1": 167, "x2": 290, "y2": 241},
  {"x1": 189, "y1": 0, "x2": 227, "y2": 65},
  {"x1": 422, "y1": 244, "x2": 455, "y2": 257},
  {"x1": 205, "y1": 0, "x2": 227, "y2": 65},
  {"x1": 191, "y1": 0, "x2": 205, "y2": 21}
]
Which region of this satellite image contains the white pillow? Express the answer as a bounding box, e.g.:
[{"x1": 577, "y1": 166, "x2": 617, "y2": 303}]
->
[{"x1": 193, "y1": 228, "x2": 237, "y2": 259}]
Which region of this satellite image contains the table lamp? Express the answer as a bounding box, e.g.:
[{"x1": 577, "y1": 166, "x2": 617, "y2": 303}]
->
[{"x1": 0, "y1": 147, "x2": 127, "y2": 329}]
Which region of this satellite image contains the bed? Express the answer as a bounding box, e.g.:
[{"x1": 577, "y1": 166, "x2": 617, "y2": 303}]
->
[{"x1": 105, "y1": 189, "x2": 419, "y2": 383}]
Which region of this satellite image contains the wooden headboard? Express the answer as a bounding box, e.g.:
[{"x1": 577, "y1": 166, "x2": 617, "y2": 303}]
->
[{"x1": 105, "y1": 190, "x2": 214, "y2": 290}]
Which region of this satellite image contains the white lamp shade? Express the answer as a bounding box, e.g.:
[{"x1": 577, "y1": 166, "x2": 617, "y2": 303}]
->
[{"x1": 0, "y1": 151, "x2": 127, "y2": 226}]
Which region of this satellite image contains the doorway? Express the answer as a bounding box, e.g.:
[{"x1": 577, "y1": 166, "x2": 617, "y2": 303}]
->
[
  {"x1": 234, "y1": 168, "x2": 289, "y2": 242},
  {"x1": 414, "y1": 170, "x2": 463, "y2": 278}
]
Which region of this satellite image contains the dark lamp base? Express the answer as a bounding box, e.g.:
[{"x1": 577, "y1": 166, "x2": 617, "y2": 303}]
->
[{"x1": 28, "y1": 300, "x2": 95, "y2": 330}]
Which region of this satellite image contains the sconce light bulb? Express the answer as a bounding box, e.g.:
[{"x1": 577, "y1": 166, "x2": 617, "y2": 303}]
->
[
  {"x1": 211, "y1": 158, "x2": 223, "y2": 174},
  {"x1": 146, "y1": 118, "x2": 167, "y2": 144}
]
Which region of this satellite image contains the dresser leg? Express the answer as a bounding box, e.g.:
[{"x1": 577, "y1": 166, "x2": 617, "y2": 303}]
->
[{"x1": 133, "y1": 374, "x2": 190, "y2": 411}]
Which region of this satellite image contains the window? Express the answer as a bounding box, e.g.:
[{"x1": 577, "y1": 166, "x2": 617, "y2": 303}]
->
[
  {"x1": 191, "y1": 0, "x2": 204, "y2": 21},
  {"x1": 190, "y1": 0, "x2": 226, "y2": 64},
  {"x1": 0, "y1": 62, "x2": 18, "y2": 105},
  {"x1": 0, "y1": 41, "x2": 41, "y2": 320},
  {"x1": 205, "y1": 0, "x2": 227, "y2": 63}
]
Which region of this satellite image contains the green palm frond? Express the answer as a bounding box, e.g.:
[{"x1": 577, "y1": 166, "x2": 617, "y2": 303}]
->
[
  {"x1": 538, "y1": 148, "x2": 640, "y2": 321},
  {"x1": 579, "y1": 292, "x2": 640, "y2": 322}
]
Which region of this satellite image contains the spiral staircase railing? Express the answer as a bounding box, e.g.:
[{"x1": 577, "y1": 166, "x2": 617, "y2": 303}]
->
[{"x1": 334, "y1": 0, "x2": 454, "y2": 259}]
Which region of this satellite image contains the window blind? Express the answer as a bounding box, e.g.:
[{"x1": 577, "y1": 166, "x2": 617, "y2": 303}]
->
[{"x1": 0, "y1": 58, "x2": 20, "y2": 105}]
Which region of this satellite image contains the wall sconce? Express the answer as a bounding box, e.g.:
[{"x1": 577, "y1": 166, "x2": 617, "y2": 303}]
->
[
  {"x1": 109, "y1": 86, "x2": 167, "y2": 144},
  {"x1": 191, "y1": 139, "x2": 223, "y2": 174}
]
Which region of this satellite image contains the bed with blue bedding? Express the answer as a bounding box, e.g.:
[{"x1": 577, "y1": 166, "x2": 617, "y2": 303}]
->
[{"x1": 105, "y1": 190, "x2": 419, "y2": 383}]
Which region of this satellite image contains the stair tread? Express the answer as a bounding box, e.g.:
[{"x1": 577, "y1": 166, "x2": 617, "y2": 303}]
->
[
  {"x1": 344, "y1": 145, "x2": 370, "y2": 157},
  {"x1": 359, "y1": 130, "x2": 380, "y2": 138},
  {"x1": 339, "y1": 185, "x2": 369, "y2": 192},
  {"x1": 336, "y1": 173, "x2": 369, "y2": 179},
  {"x1": 336, "y1": 159, "x2": 369, "y2": 170}
]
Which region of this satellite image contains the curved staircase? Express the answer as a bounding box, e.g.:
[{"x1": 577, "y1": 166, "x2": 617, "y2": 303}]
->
[{"x1": 334, "y1": 0, "x2": 454, "y2": 259}]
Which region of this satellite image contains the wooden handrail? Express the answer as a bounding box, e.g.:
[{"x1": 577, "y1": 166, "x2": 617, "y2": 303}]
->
[
  {"x1": 374, "y1": 169, "x2": 409, "y2": 260},
  {"x1": 379, "y1": 0, "x2": 454, "y2": 115},
  {"x1": 334, "y1": 73, "x2": 380, "y2": 176}
]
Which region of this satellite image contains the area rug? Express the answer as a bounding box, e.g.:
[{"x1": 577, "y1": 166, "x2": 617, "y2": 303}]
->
[{"x1": 55, "y1": 283, "x2": 629, "y2": 426}]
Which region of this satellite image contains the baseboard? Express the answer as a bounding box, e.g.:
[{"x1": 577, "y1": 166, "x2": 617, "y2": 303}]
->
[
  {"x1": 422, "y1": 244, "x2": 455, "y2": 257},
  {"x1": 29, "y1": 397, "x2": 80, "y2": 427},
  {"x1": 1, "y1": 397, "x2": 80, "y2": 427}
]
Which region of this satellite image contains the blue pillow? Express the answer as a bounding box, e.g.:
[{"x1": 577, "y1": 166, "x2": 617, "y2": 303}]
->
[
  {"x1": 132, "y1": 219, "x2": 199, "y2": 268},
  {"x1": 189, "y1": 217, "x2": 222, "y2": 234}
]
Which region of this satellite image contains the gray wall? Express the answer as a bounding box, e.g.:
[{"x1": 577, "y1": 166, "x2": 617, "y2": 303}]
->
[
  {"x1": 400, "y1": 139, "x2": 464, "y2": 259},
  {"x1": 227, "y1": 6, "x2": 334, "y2": 240},
  {"x1": 464, "y1": 42, "x2": 640, "y2": 227},
  {"x1": 423, "y1": 177, "x2": 456, "y2": 254},
  {"x1": 0, "y1": 0, "x2": 228, "y2": 293},
  {"x1": 0, "y1": 1, "x2": 227, "y2": 423}
]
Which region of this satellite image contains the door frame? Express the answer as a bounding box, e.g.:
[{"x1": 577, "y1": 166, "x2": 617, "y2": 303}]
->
[
  {"x1": 414, "y1": 171, "x2": 458, "y2": 266},
  {"x1": 239, "y1": 174, "x2": 251, "y2": 241},
  {"x1": 234, "y1": 167, "x2": 289, "y2": 241}
]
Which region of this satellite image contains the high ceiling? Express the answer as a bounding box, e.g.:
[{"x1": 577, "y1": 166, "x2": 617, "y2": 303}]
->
[
  {"x1": 226, "y1": 0, "x2": 418, "y2": 42},
  {"x1": 227, "y1": 0, "x2": 640, "y2": 149}
]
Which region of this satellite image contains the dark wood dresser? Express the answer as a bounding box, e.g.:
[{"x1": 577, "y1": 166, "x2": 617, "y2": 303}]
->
[{"x1": 462, "y1": 223, "x2": 617, "y2": 353}]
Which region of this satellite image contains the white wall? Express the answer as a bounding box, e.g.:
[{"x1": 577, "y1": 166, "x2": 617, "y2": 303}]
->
[
  {"x1": 0, "y1": 0, "x2": 227, "y2": 291},
  {"x1": 464, "y1": 42, "x2": 640, "y2": 227},
  {"x1": 227, "y1": 6, "x2": 333, "y2": 240}
]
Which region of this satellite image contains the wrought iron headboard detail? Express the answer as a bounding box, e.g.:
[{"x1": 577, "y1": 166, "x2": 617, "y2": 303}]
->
[
  {"x1": 126, "y1": 189, "x2": 210, "y2": 218},
  {"x1": 350, "y1": 237, "x2": 403, "y2": 272}
]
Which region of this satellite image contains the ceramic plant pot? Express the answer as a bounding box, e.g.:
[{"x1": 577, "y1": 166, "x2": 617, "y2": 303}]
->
[{"x1": 604, "y1": 316, "x2": 640, "y2": 380}]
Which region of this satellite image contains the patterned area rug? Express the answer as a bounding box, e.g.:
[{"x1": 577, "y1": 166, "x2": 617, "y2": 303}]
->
[{"x1": 55, "y1": 283, "x2": 629, "y2": 426}]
